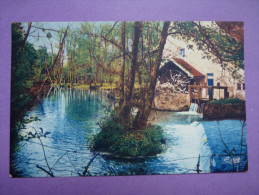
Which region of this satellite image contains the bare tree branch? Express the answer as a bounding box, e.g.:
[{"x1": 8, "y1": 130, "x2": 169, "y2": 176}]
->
[
  {"x1": 19, "y1": 22, "x2": 32, "y2": 55},
  {"x1": 105, "y1": 21, "x2": 118, "y2": 37},
  {"x1": 36, "y1": 165, "x2": 54, "y2": 177},
  {"x1": 31, "y1": 25, "x2": 61, "y2": 33},
  {"x1": 33, "y1": 127, "x2": 54, "y2": 176}
]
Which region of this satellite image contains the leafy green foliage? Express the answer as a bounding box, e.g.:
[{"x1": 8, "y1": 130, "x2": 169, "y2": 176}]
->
[
  {"x1": 92, "y1": 110, "x2": 165, "y2": 157},
  {"x1": 11, "y1": 23, "x2": 53, "y2": 127},
  {"x1": 169, "y1": 22, "x2": 244, "y2": 73},
  {"x1": 11, "y1": 23, "x2": 38, "y2": 124},
  {"x1": 209, "y1": 98, "x2": 245, "y2": 105}
]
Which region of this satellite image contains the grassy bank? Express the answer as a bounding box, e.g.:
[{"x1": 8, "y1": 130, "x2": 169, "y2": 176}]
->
[
  {"x1": 73, "y1": 82, "x2": 141, "y2": 91},
  {"x1": 73, "y1": 83, "x2": 117, "y2": 90}
]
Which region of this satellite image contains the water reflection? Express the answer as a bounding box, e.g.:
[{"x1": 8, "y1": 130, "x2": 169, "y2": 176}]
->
[{"x1": 11, "y1": 89, "x2": 247, "y2": 177}]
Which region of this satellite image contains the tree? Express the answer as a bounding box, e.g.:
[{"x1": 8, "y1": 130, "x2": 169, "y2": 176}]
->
[
  {"x1": 216, "y1": 22, "x2": 244, "y2": 44},
  {"x1": 19, "y1": 22, "x2": 32, "y2": 55},
  {"x1": 119, "y1": 21, "x2": 143, "y2": 125},
  {"x1": 133, "y1": 21, "x2": 170, "y2": 130},
  {"x1": 11, "y1": 23, "x2": 38, "y2": 126},
  {"x1": 119, "y1": 22, "x2": 126, "y2": 106},
  {"x1": 36, "y1": 26, "x2": 69, "y2": 94},
  {"x1": 169, "y1": 22, "x2": 244, "y2": 72}
]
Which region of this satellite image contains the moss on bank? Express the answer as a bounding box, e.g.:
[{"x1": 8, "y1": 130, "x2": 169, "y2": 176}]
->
[{"x1": 91, "y1": 112, "x2": 166, "y2": 158}]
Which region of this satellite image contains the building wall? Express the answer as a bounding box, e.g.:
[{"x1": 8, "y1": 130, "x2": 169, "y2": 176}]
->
[
  {"x1": 162, "y1": 36, "x2": 245, "y2": 100},
  {"x1": 153, "y1": 89, "x2": 189, "y2": 111}
]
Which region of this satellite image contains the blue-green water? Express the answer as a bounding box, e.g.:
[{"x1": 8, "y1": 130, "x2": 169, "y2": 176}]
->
[{"x1": 10, "y1": 89, "x2": 247, "y2": 177}]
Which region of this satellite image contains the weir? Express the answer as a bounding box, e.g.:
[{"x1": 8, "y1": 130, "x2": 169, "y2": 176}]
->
[
  {"x1": 189, "y1": 103, "x2": 198, "y2": 113},
  {"x1": 11, "y1": 89, "x2": 247, "y2": 176}
]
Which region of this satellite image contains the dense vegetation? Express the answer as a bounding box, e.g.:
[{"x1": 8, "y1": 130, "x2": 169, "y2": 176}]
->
[
  {"x1": 11, "y1": 23, "x2": 51, "y2": 127},
  {"x1": 11, "y1": 21, "x2": 244, "y2": 156},
  {"x1": 92, "y1": 110, "x2": 165, "y2": 157},
  {"x1": 11, "y1": 21, "x2": 170, "y2": 129},
  {"x1": 169, "y1": 22, "x2": 244, "y2": 80},
  {"x1": 209, "y1": 98, "x2": 245, "y2": 105}
]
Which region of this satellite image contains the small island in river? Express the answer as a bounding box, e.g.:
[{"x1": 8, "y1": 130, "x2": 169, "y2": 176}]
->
[{"x1": 10, "y1": 21, "x2": 246, "y2": 177}]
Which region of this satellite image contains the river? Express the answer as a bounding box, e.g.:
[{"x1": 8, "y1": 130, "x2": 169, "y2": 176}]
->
[{"x1": 10, "y1": 89, "x2": 247, "y2": 177}]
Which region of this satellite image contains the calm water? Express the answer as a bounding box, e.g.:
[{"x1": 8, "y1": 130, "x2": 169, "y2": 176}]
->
[{"x1": 10, "y1": 89, "x2": 247, "y2": 177}]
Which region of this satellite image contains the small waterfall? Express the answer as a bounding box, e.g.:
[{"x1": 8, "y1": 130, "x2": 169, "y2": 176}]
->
[
  {"x1": 162, "y1": 120, "x2": 213, "y2": 173},
  {"x1": 189, "y1": 121, "x2": 213, "y2": 171},
  {"x1": 189, "y1": 103, "x2": 198, "y2": 113}
]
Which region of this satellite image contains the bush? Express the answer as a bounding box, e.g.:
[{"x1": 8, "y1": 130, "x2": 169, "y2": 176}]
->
[
  {"x1": 209, "y1": 98, "x2": 245, "y2": 105},
  {"x1": 91, "y1": 113, "x2": 165, "y2": 157}
]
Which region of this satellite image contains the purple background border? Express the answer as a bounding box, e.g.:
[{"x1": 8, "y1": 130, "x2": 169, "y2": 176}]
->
[{"x1": 1, "y1": 0, "x2": 259, "y2": 194}]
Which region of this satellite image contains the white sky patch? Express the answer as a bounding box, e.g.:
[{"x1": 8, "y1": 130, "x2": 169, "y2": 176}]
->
[{"x1": 22, "y1": 21, "x2": 116, "y2": 54}]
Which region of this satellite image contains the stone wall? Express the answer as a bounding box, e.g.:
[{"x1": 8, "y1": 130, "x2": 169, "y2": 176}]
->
[
  {"x1": 153, "y1": 89, "x2": 189, "y2": 111},
  {"x1": 203, "y1": 103, "x2": 246, "y2": 120},
  {"x1": 163, "y1": 33, "x2": 245, "y2": 101}
]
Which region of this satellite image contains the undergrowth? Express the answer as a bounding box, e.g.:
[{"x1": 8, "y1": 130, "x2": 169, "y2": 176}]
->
[
  {"x1": 209, "y1": 98, "x2": 245, "y2": 105},
  {"x1": 91, "y1": 110, "x2": 165, "y2": 158}
]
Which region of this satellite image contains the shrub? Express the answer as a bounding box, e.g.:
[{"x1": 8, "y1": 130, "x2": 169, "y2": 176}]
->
[
  {"x1": 209, "y1": 98, "x2": 245, "y2": 105},
  {"x1": 91, "y1": 113, "x2": 165, "y2": 158}
]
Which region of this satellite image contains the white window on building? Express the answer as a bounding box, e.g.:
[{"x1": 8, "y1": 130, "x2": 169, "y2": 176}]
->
[{"x1": 180, "y1": 48, "x2": 185, "y2": 58}]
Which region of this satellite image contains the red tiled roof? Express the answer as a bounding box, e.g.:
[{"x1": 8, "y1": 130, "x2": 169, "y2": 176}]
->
[{"x1": 172, "y1": 57, "x2": 205, "y2": 77}]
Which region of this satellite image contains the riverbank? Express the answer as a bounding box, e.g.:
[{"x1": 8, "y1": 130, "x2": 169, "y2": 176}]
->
[
  {"x1": 10, "y1": 88, "x2": 247, "y2": 177},
  {"x1": 203, "y1": 98, "x2": 246, "y2": 120},
  {"x1": 25, "y1": 84, "x2": 246, "y2": 123},
  {"x1": 72, "y1": 85, "x2": 246, "y2": 120},
  {"x1": 72, "y1": 83, "x2": 190, "y2": 112},
  {"x1": 11, "y1": 82, "x2": 53, "y2": 138},
  {"x1": 203, "y1": 103, "x2": 246, "y2": 120}
]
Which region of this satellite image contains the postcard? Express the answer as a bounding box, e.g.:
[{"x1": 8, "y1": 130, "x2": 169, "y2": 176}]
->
[{"x1": 10, "y1": 21, "x2": 246, "y2": 177}]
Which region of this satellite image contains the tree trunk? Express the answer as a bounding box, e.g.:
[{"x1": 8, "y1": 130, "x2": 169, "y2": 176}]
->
[
  {"x1": 19, "y1": 22, "x2": 32, "y2": 55},
  {"x1": 147, "y1": 22, "x2": 152, "y2": 75},
  {"x1": 70, "y1": 54, "x2": 73, "y2": 88},
  {"x1": 94, "y1": 64, "x2": 99, "y2": 87},
  {"x1": 119, "y1": 21, "x2": 143, "y2": 125},
  {"x1": 216, "y1": 22, "x2": 244, "y2": 44},
  {"x1": 133, "y1": 21, "x2": 170, "y2": 130},
  {"x1": 59, "y1": 55, "x2": 64, "y2": 84},
  {"x1": 45, "y1": 57, "x2": 53, "y2": 83},
  {"x1": 36, "y1": 26, "x2": 69, "y2": 95},
  {"x1": 54, "y1": 69, "x2": 56, "y2": 84},
  {"x1": 119, "y1": 22, "x2": 126, "y2": 106}
]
